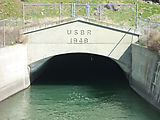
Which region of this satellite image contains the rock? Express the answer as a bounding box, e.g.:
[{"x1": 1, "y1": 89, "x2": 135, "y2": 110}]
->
[
  {"x1": 21, "y1": 0, "x2": 28, "y2": 2},
  {"x1": 139, "y1": 9, "x2": 144, "y2": 15},
  {"x1": 94, "y1": 12, "x2": 97, "y2": 16},
  {"x1": 111, "y1": 1, "x2": 121, "y2": 11},
  {"x1": 144, "y1": 0, "x2": 160, "y2": 4},
  {"x1": 104, "y1": 4, "x2": 111, "y2": 9},
  {"x1": 94, "y1": 7, "x2": 98, "y2": 10},
  {"x1": 147, "y1": 1, "x2": 153, "y2": 4},
  {"x1": 41, "y1": 12, "x2": 44, "y2": 16},
  {"x1": 104, "y1": 1, "x2": 121, "y2": 11},
  {"x1": 112, "y1": 4, "x2": 121, "y2": 11}
]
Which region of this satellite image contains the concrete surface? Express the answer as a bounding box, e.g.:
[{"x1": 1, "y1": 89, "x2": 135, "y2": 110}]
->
[
  {"x1": 0, "y1": 45, "x2": 30, "y2": 102},
  {"x1": 26, "y1": 20, "x2": 138, "y2": 64},
  {"x1": 131, "y1": 44, "x2": 160, "y2": 110},
  {"x1": 26, "y1": 19, "x2": 138, "y2": 79}
]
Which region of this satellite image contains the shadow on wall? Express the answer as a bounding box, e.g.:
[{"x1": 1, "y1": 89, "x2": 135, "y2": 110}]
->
[
  {"x1": 119, "y1": 45, "x2": 131, "y2": 66},
  {"x1": 31, "y1": 53, "x2": 129, "y2": 86}
]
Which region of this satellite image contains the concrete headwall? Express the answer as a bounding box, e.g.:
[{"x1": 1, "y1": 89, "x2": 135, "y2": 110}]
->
[
  {"x1": 0, "y1": 45, "x2": 30, "y2": 101},
  {"x1": 26, "y1": 20, "x2": 138, "y2": 82},
  {"x1": 131, "y1": 44, "x2": 160, "y2": 110},
  {"x1": 27, "y1": 20, "x2": 138, "y2": 64}
]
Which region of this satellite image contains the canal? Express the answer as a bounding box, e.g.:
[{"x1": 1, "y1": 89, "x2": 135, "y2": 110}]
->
[{"x1": 0, "y1": 53, "x2": 160, "y2": 120}]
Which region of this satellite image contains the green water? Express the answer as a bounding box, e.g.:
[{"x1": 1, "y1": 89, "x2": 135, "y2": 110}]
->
[{"x1": 0, "y1": 85, "x2": 160, "y2": 120}]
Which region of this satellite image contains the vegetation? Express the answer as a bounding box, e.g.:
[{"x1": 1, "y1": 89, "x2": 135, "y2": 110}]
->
[
  {"x1": 0, "y1": 0, "x2": 159, "y2": 20},
  {"x1": 147, "y1": 29, "x2": 160, "y2": 54},
  {"x1": 137, "y1": 42, "x2": 146, "y2": 46}
]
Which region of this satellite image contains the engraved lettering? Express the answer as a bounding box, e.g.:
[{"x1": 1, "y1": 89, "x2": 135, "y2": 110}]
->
[
  {"x1": 79, "y1": 38, "x2": 83, "y2": 43},
  {"x1": 73, "y1": 38, "x2": 77, "y2": 43},
  {"x1": 74, "y1": 30, "x2": 78, "y2": 35},
  {"x1": 70, "y1": 38, "x2": 73, "y2": 43},
  {"x1": 81, "y1": 30, "x2": 85, "y2": 35},
  {"x1": 84, "y1": 38, "x2": 88, "y2": 43},
  {"x1": 87, "y1": 30, "x2": 91, "y2": 35},
  {"x1": 67, "y1": 30, "x2": 72, "y2": 35},
  {"x1": 67, "y1": 30, "x2": 91, "y2": 44}
]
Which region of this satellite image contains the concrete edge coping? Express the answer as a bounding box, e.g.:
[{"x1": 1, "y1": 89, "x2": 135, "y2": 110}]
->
[{"x1": 22, "y1": 17, "x2": 140, "y2": 36}]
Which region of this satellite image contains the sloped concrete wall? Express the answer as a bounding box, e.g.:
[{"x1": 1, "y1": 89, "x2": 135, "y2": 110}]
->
[
  {"x1": 29, "y1": 56, "x2": 51, "y2": 83},
  {"x1": 131, "y1": 44, "x2": 160, "y2": 110},
  {"x1": 0, "y1": 45, "x2": 30, "y2": 102}
]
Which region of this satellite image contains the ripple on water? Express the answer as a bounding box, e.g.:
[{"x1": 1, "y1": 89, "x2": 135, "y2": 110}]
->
[{"x1": 0, "y1": 85, "x2": 160, "y2": 120}]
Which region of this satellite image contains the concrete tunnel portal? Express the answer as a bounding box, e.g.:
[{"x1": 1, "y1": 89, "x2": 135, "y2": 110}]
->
[
  {"x1": 27, "y1": 19, "x2": 139, "y2": 86},
  {"x1": 31, "y1": 53, "x2": 128, "y2": 85}
]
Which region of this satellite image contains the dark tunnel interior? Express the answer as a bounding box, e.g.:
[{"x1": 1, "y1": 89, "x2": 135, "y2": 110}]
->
[{"x1": 32, "y1": 53, "x2": 129, "y2": 86}]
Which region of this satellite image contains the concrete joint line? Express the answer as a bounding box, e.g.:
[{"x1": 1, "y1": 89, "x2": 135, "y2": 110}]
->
[{"x1": 108, "y1": 28, "x2": 131, "y2": 57}]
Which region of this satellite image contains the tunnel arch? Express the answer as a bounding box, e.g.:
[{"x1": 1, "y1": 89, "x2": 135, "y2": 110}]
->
[
  {"x1": 27, "y1": 19, "x2": 137, "y2": 85},
  {"x1": 30, "y1": 52, "x2": 129, "y2": 85}
]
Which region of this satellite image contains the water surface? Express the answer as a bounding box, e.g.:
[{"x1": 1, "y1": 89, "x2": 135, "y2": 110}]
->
[
  {"x1": 1, "y1": 53, "x2": 160, "y2": 120},
  {"x1": 0, "y1": 84, "x2": 160, "y2": 120}
]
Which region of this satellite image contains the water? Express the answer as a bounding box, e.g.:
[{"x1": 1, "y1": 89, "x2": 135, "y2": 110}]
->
[
  {"x1": 0, "y1": 84, "x2": 160, "y2": 120},
  {"x1": 1, "y1": 54, "x2": 160, "y2": 120}
]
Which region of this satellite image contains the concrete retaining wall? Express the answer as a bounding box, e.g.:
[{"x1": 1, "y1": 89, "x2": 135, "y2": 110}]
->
[
  {"x1": 131, "y1": 44, "x2": 160, "y2": 110},
  {"x1": 0, "y1": 45, "x2": 30, "y2": 102}
]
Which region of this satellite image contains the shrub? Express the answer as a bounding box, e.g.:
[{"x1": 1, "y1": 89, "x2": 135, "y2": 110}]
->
[
  {"x1": 0, "y1": 27, "x2": 28, "y2": 47},
  {"x1": 147, "y1": 29, "x2": 160, "y2": 54}
]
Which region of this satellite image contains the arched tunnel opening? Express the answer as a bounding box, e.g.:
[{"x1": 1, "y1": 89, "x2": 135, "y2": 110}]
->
[{"x1": 32, "y1": 53, "x2": 129, "y2": 87}]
